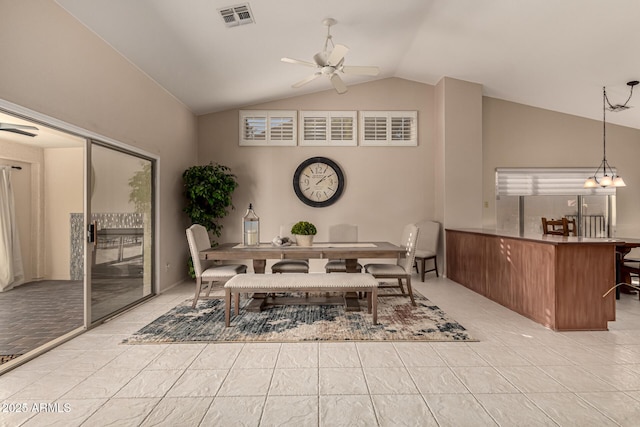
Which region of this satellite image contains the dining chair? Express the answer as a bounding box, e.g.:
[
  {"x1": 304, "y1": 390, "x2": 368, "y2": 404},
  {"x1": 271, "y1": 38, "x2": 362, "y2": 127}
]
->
[
  {"x1": 186, "y1": 224, "x2": 247, "y2": 308},
  {"x1": 413, "y1": 220, "x2": 440, "y2": 282},
  {"x1": 324, "y1": 224, "x2": 362, "y2": 273},
  {"x1": 542, "y1": 217, "x2": 577, "y2": 236},
  {"x1": 271, "y1": 224, "x2": 309, "y2": 273},
  {"x1": 364, "y1": 223, "x2": 420, "y2": 305},
  {"x1": 620, "y1": 251, "x2": 640, "y2": 299}
]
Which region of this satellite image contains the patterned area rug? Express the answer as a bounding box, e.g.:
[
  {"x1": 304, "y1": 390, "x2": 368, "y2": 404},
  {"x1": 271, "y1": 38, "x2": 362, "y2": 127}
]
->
[
  {"x1": 0, "y1": 354, "x2": 23, "y2": 365},
  {"x1": 123, "y1": 290, "x2": 475, "y2": 343}
]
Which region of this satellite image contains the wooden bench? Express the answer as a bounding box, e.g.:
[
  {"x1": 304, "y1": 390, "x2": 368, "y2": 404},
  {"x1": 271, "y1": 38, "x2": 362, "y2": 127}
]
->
[{"x1": 224, "y1": 273, "x2": 379, "y2": 326}]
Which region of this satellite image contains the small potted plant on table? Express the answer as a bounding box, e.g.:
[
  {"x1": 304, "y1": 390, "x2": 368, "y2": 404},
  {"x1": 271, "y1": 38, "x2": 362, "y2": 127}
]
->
[{"x1": 291, "y1": 221, "x2": 317, "y2": 247}]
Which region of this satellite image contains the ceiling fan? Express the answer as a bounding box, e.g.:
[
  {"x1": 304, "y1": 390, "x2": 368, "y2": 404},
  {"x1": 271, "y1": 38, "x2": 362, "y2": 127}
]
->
[
  {"x1": 0, "y1": 122, "x2": 39, "y2": 137},
  {"x1": 281, "y1": 18, "x2": 380, "y2": 94}
]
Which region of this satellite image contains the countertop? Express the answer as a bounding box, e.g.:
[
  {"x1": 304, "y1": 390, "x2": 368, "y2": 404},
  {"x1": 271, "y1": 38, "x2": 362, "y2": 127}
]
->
[{"x1": 445, "y1": 228, "x2": 621, "y2": 245}]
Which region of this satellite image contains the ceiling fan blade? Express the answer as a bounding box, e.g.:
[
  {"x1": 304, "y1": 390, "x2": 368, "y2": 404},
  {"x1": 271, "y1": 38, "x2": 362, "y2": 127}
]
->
[
  {"x1": 292, "y1": 73, "x2": 321, "y2": 88},
  {"x1": 341, "y1": 65, "x2": 380, "y2": 76},
  {"x1": 313, "y1": 52, "x2": 328, "y2": 66},
  {"x1": 281, "y1": 57, "x2": 317, "y2": 68},
  {"x1": 0, "y1": 128, "x2": 37, "y2": 137},
  {"x1": 327, "y1": 44, "x2": 349, "y2": 66},
  {"x1": 0, "y1": 123, "x2": 39, "y2": 131},
  {"x1": 330, "y1": 73, "x2": 348, "y2": 94}
]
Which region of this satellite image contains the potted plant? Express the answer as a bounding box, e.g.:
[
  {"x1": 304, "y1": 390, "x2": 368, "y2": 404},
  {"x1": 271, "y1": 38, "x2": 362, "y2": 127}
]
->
[
  {"x1": 183, "y1": 162, "x2": 238, "y2": 276},
  {"x1": 291, "y1": 221, "x2": 317, "y2": 246}
]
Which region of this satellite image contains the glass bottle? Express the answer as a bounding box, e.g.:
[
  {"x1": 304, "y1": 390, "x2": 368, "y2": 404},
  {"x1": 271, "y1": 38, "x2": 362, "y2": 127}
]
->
[{"x1": 242, "y1": 203, "x2": 259, "y2": 246}]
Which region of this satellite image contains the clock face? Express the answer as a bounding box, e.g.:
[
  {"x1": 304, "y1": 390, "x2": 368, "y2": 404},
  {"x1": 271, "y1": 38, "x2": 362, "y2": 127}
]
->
[{"x1": 293, "y1": 157, "x2": 345, "y2": 207}]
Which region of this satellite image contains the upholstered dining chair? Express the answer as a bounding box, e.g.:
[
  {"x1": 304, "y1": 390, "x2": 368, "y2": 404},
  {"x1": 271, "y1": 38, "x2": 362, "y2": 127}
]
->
[
  {"x1": 271, "y1": 224, "x2": 309, "y2": 273},
  {"x1": 186, "y1": 224, "x2": 247, "y2": 308},
  {"x1": 324, "y1": 224, "x2": 362, "y2": 273},
  {"x1": 414, "y1": 220, "x2": 440, "y2": 282},
  {"x1": 364, "y1": 223, "x2": 420, "y2": 306},
  {"x1": 620, "y1": 249, "x2": 640, "y2": 299}
]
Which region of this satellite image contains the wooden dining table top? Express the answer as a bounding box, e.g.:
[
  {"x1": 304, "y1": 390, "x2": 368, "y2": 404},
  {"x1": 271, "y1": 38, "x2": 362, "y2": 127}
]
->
[{"x1": 199, "y1": 241, "x2": 405, "y2": 261}]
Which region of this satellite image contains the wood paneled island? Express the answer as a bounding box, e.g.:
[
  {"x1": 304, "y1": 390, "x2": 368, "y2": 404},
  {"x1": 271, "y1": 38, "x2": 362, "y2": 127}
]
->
[{"x1": 446, "y1": 229, "x2": 617, "y2": 331}]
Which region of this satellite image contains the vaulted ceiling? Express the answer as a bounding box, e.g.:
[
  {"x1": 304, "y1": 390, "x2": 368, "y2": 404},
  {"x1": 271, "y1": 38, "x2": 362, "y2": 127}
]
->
[{"x1": 48, "y1": 0, "x2": 640, "y2": 130}]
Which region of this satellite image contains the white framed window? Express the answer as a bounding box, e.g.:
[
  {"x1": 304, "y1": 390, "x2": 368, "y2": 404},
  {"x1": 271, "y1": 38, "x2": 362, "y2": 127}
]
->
[
  {"x1": 299, "y1": 111, "x2": 357, "y2": 146},
  {"x1": 359, "y1": 111, "x2": 418, "y2": 146},
  {"x1": 239, "y1": 110, "x2": 297, "y2": 146}
]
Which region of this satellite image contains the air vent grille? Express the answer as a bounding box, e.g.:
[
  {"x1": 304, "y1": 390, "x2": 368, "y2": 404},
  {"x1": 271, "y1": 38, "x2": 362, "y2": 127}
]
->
[{"x1": 218, "y1": 3, "x2": 255, "y2": 28}]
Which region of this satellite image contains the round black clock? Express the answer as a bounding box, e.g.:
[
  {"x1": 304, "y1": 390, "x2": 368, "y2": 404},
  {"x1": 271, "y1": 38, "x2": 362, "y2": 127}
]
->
[{"x1": 293, "y1": 157, "x2": 345, "y2": 207}]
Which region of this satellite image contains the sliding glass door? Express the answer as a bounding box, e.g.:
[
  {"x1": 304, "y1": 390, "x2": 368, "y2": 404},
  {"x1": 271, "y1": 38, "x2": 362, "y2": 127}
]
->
[{"x1": 88, "y1": 142, "x2": 155, "y2": 323}]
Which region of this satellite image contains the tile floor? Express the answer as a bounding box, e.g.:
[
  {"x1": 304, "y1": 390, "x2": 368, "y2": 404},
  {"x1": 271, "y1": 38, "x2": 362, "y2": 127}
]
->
[
  {"x1": 1, "y1": 276, "x2": 640, "y2": 426},
  {"x1": 0, "y1": 276, "x2": 146, "y2": 357},
  {"x1": 0, "y1": 280, "x2": 83, "y2": 356}
]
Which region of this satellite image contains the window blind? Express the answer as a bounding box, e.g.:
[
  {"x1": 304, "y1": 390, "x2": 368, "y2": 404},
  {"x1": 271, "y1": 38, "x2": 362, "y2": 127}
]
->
[{"x1": 495, "y1": 167, "x2": 617, "y2": 196}]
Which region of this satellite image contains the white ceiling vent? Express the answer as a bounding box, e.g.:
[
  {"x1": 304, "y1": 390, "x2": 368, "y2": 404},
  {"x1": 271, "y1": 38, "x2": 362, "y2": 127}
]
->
[{"x1": 218, "y1": 3, "x2": 255, "y2": 28}]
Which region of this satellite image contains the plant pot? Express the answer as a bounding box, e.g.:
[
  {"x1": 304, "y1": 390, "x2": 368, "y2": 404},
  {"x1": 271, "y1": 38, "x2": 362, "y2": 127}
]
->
[{"x1": 295, "y1": 234, "x2": 314, "y2": 247}]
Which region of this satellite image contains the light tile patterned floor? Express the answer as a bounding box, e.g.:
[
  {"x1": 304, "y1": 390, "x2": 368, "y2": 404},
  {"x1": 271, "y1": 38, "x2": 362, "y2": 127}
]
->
[{"x1": 1, "y1": 276, "x2": 640, "y2": 426}]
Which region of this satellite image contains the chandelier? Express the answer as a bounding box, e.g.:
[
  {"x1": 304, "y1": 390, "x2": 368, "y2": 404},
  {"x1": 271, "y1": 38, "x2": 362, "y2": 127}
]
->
[{"x1": 584, "y1": 80, "x2": 638, "y2": 188}]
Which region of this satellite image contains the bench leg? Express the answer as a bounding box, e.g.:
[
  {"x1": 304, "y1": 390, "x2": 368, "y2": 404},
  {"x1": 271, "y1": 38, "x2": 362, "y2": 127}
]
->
[
  {"x1": 225, "y1": 289, "x2": 231, "y2": 327},
  {"x1": 234, "y1": 292, "x2": 240, "y2": 316}
]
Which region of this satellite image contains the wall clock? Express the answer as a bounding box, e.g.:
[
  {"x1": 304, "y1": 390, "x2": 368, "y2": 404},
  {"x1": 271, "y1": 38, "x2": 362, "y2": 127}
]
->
[{"x1": 293, "y1": 156, "x2": 345, "y2": 207}]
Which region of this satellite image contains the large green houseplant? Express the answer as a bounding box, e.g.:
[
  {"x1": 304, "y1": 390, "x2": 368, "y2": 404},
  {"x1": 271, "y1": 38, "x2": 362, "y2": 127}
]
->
[
  {"x1": 183, "y1": 162, "x2": 238, "y2": 276},
  {"x1": 183, "y1": 162, "x2": 239, "y2": 238}
]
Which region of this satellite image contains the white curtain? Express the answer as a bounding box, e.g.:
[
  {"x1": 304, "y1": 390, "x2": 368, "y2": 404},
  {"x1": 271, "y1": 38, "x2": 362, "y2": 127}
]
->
[{"x1": 0, "y1": 166, "x2": 24, "y2": 291}]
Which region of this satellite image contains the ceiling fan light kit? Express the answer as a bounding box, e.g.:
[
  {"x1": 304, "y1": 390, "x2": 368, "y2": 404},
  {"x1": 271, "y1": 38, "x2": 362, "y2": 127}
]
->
[{"x1": 281, "y1": 18, "x2": 379, "y2": 94}]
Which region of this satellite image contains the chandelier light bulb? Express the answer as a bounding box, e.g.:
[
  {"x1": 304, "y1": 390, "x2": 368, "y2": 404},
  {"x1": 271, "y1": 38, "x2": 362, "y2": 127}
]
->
[
  {"x1": 613, "y1": 176, "x2": 626, "y2": 187},
  {"x1": 599, "y1": 175, "x2": 613, "y2": 187},
  {"x1": 583, "y1": 177, "x2": 598, "y2": 188}
]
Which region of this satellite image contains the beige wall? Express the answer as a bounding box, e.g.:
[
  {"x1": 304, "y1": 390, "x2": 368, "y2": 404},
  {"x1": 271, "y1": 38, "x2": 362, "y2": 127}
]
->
[
  {"x1": 437, "y1": 77, "x2": 483, "y2": 230},
  {"x1": 483, "y1": 97, "x2": 640, "y2": 237},
  {"x1": 44, "y1": 148, "x2": 83, "y2": 280},
  {"x1": 0, "y1": 1, "x2": 198, "y2": 290},
  {"x1": 198, "y1": 78, "x2": 435, "y2": 270}
]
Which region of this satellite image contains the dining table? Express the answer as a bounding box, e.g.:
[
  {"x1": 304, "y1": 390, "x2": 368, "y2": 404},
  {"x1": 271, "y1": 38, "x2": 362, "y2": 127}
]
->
[
  {"x1": 199, "y1": 241, "x2": 406, "y2": 311},
  {"x1": 200, "y1": 241, "x2": 405, "y2": 273}
]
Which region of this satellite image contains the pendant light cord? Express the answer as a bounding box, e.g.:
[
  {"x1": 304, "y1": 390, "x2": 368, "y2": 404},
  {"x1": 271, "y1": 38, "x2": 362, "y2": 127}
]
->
[{"x1": 602, "y1": 87, "x2": 608, "y2": 172}]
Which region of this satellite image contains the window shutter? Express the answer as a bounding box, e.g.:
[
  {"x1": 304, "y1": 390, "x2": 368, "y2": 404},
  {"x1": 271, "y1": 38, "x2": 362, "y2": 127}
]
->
[
  {"x1": 363, "y1": 116, "x2": 387, "y2": 141},
  {"x1": 391, "y1": 115, "x2": 416, "y2": 142},
  {"x1": 299, "y1": 111, "x2": 357, "y2": 146},
  {"x1": 303, "y1": 116, "x2": 327, "y2": 141},
  {"x1": 242, "y1": 115, "x2": 266, "y2": 142},
  {"x1": 330, "y1": 116, "x2": 354, "y2": 142},
  {"x1": 239, "y1": 111, "x2": 296, "y2": 146},
  {"x1": 359, "y1": 111, "x2": 417, "y2": 146},
  {"x1": 269, "y1": 115, "x2": 294, "y2": 141}
]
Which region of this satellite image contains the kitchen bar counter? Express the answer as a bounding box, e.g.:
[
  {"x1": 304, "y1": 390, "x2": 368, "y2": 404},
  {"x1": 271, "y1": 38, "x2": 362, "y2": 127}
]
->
[{"x1": 446, "y1": 228, "x2": 617, "y2": 331}]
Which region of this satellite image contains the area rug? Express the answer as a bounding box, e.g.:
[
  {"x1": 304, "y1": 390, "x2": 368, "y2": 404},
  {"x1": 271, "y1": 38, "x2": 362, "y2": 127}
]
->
[
  {"x1": 123, "y1": 289, "x2": 474, "y2": 344},
  {"x1": 0, "y1": 354, "x2": 22, "y2": 365}
]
